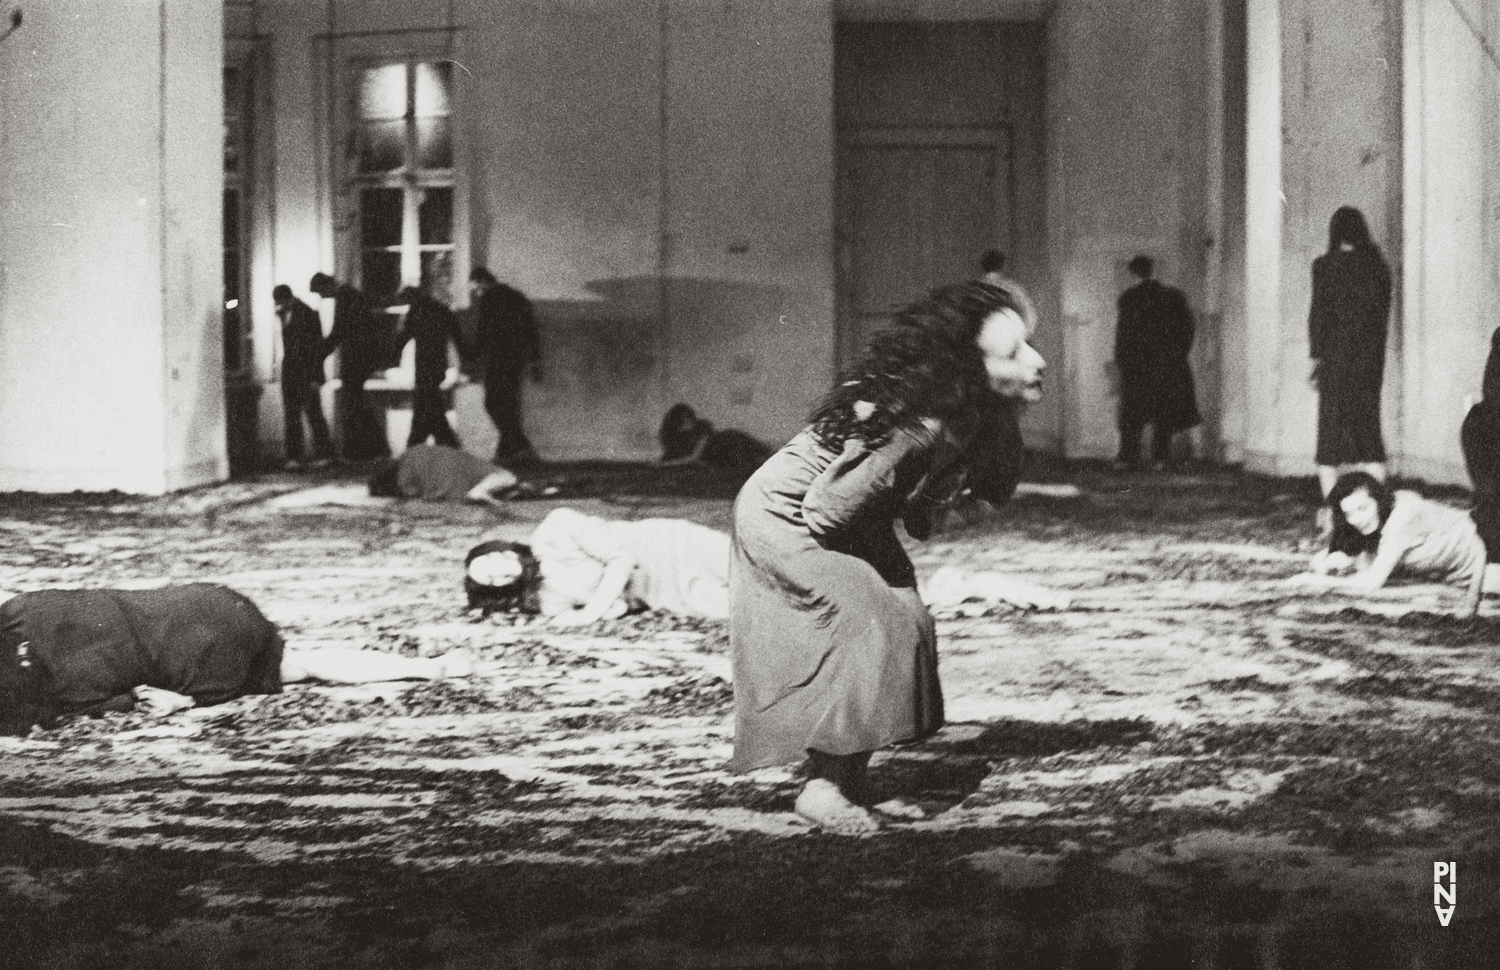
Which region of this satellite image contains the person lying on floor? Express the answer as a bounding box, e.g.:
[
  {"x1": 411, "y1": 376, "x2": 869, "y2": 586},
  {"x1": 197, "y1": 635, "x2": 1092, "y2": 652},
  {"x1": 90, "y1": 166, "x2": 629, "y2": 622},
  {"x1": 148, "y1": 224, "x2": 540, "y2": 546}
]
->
[
  {"x1": 464, "y1": 507, "x2": 731, "y2": 626},
  {"x1": 658, "y1": 403, "x2": 774, "y2": 471},
  {"x1": 367, "y1": 443, "x2": 520, "y2": 506},
  {"x1": 1294, "y1": 471, "x2": 1500, "y2": 617},
  {"x1": 921, "y1": 564, "x2": 1073, "y2": 613},
  {"x1": 0, "y1": 583, "x2": 473, "y2": 736}
]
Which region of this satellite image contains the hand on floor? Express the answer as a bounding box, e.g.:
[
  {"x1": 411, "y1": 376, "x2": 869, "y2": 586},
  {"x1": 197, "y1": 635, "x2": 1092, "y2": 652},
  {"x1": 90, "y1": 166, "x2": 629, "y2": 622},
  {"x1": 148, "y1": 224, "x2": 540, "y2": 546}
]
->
[
  {"x1": 548, "y1": 609, "x2": 599, "y2": 629},
  {"x1": 134, "y1": 686, "x2": 195, "y2": 717}
]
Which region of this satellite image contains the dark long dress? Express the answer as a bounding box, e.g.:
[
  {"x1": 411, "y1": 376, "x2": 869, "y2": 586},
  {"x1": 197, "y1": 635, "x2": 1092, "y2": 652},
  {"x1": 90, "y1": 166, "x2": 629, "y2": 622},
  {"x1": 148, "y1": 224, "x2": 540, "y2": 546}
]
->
[
  {"x1": 1462, "y1": 327, "x2": 1500, "y2": 561},
  {"x1": 729, "y1": 403, "x2": 1021, "y2": 773},
  {"x1": 0, "y1": 584, "x2": 284, "y2": 734},
  {"x1": 1115, "y1": 279, "x2": 1202, "y2": 434},
  {"x1": 1309, "y1": 247, "x2": 1392, "y2": 465}
]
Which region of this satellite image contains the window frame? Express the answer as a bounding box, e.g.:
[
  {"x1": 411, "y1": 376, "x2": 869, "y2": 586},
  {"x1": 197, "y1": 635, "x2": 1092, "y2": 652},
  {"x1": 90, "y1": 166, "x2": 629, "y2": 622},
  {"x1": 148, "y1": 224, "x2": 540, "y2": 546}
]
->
[
  {"x1": 222, "y1": 59, "x2": 255, "y2": 381},
  {"x1": 341, "y1": 50, "x2": 465, "y2": 308}
]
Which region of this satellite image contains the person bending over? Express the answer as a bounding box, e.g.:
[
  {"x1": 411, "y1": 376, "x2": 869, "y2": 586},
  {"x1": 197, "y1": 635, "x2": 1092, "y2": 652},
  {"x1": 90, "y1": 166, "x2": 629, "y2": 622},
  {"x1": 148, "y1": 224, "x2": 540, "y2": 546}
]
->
[
  {"x1": 463, "y1": 507, "x2": 731, "y2": 626},
  {"x1": 730, "y1": 281, "x2": 1046, "y2": 835},
  {"x1": 0, "y1": 583, "x2": 472, "y2": 736},
  {"x1": 1298, "y1": 472, "x2": 1500, "y2": 617}
]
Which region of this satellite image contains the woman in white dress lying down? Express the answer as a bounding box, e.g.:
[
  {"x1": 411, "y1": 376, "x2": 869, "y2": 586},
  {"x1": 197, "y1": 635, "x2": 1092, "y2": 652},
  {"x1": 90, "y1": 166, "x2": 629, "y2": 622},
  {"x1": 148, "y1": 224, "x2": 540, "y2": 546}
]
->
[
  {"x1": 464, "y1": 507, "x2": 732, "y2": 626},
  {"x1": 1296, "y1": 471, "x2": 1500, "y2": 617}
]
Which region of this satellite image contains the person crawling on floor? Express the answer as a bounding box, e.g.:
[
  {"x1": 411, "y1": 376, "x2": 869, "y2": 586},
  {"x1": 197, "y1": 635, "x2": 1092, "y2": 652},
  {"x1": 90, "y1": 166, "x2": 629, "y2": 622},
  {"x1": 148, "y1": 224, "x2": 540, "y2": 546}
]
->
[
  {"x1": 658, "y1": 403, "x2": 774, "y2": 472},
  {"x1": 367, "y1": 443, "x2": 520, "y2": 506},
  {"x1": 0, "y1": 584, "x2": 473, "y2": 736}
]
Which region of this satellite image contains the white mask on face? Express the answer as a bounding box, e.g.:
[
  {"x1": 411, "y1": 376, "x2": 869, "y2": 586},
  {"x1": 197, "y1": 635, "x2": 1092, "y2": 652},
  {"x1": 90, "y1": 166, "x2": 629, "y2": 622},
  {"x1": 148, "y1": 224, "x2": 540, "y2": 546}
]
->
[{"x1": 468, "y1": 551, "x2": 523, "y2": 587}]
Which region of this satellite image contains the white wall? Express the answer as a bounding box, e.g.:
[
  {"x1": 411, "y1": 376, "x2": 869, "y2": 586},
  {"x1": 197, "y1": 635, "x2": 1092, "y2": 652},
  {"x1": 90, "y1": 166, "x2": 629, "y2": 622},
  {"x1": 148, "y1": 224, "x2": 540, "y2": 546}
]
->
[
  {"x1": 0, "y1": 0, "x2": 225, "y2": 493},
  {"x1": 1047, "y1": 0, "x2": 1215, "y2": 459},
  {"x1": 244, "y1": 0, "x2": 835, "y2": 463},
  {"x1": 1401, "y1": 0, "x2": 1500, "y2": 485}
]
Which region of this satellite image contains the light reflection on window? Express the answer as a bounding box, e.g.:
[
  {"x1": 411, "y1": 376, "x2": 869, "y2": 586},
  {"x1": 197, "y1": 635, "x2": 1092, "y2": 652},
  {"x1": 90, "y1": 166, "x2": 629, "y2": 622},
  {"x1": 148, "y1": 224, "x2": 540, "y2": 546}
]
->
[{"x1": 352, "y1": 60, "x2": 456, "y2": 304}]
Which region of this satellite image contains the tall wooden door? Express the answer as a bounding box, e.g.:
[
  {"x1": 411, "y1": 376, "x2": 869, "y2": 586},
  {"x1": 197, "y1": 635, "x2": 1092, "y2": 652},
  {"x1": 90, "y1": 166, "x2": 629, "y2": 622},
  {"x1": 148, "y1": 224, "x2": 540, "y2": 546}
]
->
[
  {"x1": 834, "y1": 19, "x2": 1054, "y2": 449},
  {"x1": 837, "y1": 129, "x2": 1010, "y2": 364}
]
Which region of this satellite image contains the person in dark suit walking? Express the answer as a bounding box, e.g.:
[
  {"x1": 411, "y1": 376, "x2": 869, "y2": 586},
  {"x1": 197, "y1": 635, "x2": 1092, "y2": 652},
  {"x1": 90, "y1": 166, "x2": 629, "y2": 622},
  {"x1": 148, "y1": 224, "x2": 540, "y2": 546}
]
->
[
  {"x1": 395, "y1": 284, "x2": 469, "y2": 449},
  {"x1": 469, "y1": 267, "x2": 542, "y2": 466},
  {"x1": 1113, "y1": 255, "x2": 1201, "y2": 469},
  {"x1": 312, "y1": 272, "x2": 392, "y2": 461},
  {"x1": 273, "y1": 284, "x2": 334, "y2": 469}
]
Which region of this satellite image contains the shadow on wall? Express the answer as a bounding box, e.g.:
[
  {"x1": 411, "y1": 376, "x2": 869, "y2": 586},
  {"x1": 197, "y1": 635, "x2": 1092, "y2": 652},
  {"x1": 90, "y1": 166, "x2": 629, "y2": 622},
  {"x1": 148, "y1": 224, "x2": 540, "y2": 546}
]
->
[{"x1": 483, "y1": 276, "x2": 803, "y2": 458}]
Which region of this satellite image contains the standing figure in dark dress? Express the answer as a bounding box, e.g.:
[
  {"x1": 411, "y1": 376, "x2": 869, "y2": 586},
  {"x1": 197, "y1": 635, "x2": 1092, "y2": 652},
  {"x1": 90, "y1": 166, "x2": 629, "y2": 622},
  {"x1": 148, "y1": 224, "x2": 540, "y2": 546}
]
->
[
  {"x1": 395, "y1": 285, "x2": 469, "y2": 449},
  {"x1": 469, "y1": 267, "x2": 542, "y2": 466},
  {"x1": 1113, "y1": 255, "x2": 1201, "y2": 468},
  {"x1": 312, "y1": 272, "x2": 393, "y2": 461},
  {"x1": 1462, "y1": 327, "x2": 1500, "y2": 562},
  {"x1": 273, "y1": 284, "x2": 334, "y2": 469},
  {"x1": 730, "y1": 281, "x2": 1045, "y2": 834},
  {"x1": 1309, "y1": 206, "x2": 1392, "y2": 497}
]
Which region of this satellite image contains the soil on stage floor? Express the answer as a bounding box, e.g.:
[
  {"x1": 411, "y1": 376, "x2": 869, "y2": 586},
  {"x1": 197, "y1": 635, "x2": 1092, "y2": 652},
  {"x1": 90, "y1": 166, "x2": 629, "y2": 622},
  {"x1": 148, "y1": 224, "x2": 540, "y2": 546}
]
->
[{"x1": 0, "y1": 458, "x2": 1496, "y2": 968}]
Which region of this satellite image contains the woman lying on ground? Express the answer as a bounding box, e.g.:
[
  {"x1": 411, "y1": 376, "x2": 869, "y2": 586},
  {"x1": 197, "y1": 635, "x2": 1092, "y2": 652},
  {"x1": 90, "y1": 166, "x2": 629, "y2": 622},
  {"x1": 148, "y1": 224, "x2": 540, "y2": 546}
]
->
[
  {"x1": 368, "y1": 444, "x2": 521, "y2": 506},
  {"x1": 1298, "y1": 471, "x2": 1500, "y2": 617},
  {"x1": 0, "y1": 583, "x2": 472, "y2": 736},
  {"x1": 658, "y1": 403, "x2": 774, "y2": 471},
  {"x1": 729, "y1": 281, "x2": 1049, "y2": 835},
  {"x1": 463, "y1": 507, "x2": 731, "y2": 626}
]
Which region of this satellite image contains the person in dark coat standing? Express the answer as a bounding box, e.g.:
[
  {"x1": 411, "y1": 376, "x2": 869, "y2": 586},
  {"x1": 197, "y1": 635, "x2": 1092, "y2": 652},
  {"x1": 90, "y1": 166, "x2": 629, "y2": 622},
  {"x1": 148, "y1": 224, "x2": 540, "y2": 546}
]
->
[
  {"x1": 469, "y1": 267, "x2": 542, "y2": 466},
  {"x1": 395, "y1": 285, "x2": 469, "y2": 449},
  {"x1": 1309, "y1": 205, "x2": 1392, "y2": 497},
  {"x1": 312, "y1": 272, "x2": 392, "y2": 461},
  {"x1": 1462, "y1": 327, "x2": 1500, "y2": 563},
  {"x1": 273, "y1": 284, "x2": 334, "y2": 470},
  {"x1": 1113, "y1": 255, "x2": 1201, "y2": 468}
]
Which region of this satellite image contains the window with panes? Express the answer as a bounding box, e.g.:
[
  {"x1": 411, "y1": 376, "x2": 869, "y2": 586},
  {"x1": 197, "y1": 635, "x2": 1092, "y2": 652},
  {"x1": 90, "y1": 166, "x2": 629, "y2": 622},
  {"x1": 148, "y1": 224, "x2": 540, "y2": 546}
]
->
[{"x1": 351, "y1": 60, "x2": 455, "y2": 304}]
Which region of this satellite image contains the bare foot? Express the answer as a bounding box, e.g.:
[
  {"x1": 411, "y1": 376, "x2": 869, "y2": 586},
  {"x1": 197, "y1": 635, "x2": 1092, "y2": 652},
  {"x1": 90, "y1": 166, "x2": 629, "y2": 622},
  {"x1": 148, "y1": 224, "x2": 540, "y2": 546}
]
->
[
  {"x1": 437, "y1": 650, "x2": 476, "y2": 679},
  {"x1": 795, "y1": 779, "x2": 879, "y2": 835},
  {"x1": 871, "y1": 798, "x2": 925, "y2": 820}
]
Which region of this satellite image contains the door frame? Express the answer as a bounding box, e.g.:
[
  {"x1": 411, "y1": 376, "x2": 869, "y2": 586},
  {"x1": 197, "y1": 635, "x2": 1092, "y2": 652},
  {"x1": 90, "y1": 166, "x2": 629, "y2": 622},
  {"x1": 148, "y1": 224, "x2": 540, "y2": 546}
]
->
[{"x1": 835, "y1": 123, "x2": 1016, "y2": 367}]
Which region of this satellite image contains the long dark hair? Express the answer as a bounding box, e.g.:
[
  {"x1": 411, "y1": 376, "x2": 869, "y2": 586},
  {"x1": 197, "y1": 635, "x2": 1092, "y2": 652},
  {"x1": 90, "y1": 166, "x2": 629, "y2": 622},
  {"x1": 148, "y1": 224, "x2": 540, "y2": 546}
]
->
[
  {"x1": 659, "y1": 403, "x2": 712, "y2": 462},
  {"x1": 1327, "y1": 206, "x2": 1377, "y2": 255},
  {"x1": 464, "y1": 541, "x2": 543, "y2": 614},
  {"x1": 1326, "y1": 471, "x2": 1394, "y2": 556},
  {"x1": 810, "y1": 281, "x2": 1019, "y2": 449}
]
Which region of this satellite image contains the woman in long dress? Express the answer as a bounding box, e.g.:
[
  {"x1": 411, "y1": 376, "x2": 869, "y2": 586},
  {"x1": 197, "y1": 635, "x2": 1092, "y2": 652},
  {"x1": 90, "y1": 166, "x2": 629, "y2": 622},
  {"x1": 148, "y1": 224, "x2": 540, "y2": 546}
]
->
[
  {"x1": 1309, "y1": 206, "x2": 1392, "y2": 498},
  {"x1": 729, "y1": 281, "x2": 1046, "y2": 834},
  {"x1": 464, "y1": 507, "x2": 731, "y2": 625}
]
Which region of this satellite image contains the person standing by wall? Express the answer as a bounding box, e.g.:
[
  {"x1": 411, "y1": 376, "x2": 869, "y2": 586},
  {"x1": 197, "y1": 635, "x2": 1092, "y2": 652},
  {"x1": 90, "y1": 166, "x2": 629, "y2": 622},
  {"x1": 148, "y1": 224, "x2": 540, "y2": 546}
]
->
[
  {"x1": 312, "y1": 272, "x2": 392, "y2": 462},
  {"x1": 1112, "y1": 255, "x2": 1201, "y2": 469},
  {"x1": 395, "y1": 284, "x2": 468, "y2": 449},
  {"x1": 273, "y1": 284, "x2": 333, "y2": 470},
  {"x1": 1308, "y1": 206, "x2": 1392, "y2": 498},
  {"x1": 469, "y1": 267, "x2": 542, "y2": 467}
]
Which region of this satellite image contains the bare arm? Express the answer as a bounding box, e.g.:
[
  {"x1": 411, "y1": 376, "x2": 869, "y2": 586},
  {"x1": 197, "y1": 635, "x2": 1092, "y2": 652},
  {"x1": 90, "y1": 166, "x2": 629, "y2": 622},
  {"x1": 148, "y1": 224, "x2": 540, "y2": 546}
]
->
[
  {"x1": 550, "y1": 556, "x2": 633, "y2": 627},
  {"x1": 1342, "y1": 502, "x2": 1414, "y2": 589}
]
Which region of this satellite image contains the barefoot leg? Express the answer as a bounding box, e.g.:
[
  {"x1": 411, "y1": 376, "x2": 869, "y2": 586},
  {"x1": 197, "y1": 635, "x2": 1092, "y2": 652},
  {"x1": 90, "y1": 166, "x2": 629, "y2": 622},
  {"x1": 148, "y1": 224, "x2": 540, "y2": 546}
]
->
[{"x1": 797, "y1": 750, "x2": 877, "y2": 835}]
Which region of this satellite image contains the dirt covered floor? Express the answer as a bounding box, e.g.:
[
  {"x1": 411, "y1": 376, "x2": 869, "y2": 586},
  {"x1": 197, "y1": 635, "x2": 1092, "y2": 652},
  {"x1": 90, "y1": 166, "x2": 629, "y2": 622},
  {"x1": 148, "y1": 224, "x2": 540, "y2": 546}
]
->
[{"x1": 1, "y1": 459, "x2": 1498, "y2": 968}]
